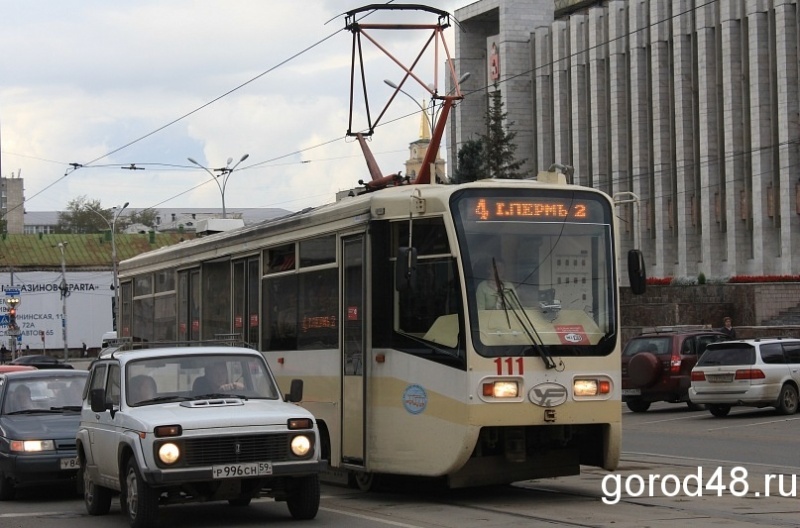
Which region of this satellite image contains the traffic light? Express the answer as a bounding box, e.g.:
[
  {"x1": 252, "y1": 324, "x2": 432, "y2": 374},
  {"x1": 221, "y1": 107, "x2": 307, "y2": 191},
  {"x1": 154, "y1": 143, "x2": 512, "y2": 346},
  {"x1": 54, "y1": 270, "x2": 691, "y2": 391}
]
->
[{"x1": 8, "y1": 306, "x2": 16, "y2": 319}]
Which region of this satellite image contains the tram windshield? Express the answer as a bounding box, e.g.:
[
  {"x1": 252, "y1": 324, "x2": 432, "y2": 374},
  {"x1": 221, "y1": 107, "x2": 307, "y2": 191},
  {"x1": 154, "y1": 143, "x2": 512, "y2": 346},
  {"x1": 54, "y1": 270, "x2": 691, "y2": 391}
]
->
[{"x1": 452, "y1": 188, "x2": 617, "y2": 358}]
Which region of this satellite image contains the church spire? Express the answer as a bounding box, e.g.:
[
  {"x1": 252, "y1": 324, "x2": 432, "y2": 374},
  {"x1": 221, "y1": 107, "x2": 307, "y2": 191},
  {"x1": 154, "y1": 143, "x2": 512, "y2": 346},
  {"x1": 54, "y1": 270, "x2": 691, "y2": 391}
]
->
[{"x1": 419, "y1": 99, "x2": 431, "y2": 140}]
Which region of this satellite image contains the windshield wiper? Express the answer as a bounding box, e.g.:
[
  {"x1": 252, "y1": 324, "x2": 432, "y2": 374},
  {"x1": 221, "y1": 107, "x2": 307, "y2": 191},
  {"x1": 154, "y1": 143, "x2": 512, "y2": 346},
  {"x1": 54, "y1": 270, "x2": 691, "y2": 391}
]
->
[
  {"x1": 505, "y1": 288, "x2": 558, "y2": 370},
  {"x1": 6, "y1": 409, "x2": 62, "y2": 415},
  {"x1": 50, "y1": 405, "x2": 82, "y2": 411}
]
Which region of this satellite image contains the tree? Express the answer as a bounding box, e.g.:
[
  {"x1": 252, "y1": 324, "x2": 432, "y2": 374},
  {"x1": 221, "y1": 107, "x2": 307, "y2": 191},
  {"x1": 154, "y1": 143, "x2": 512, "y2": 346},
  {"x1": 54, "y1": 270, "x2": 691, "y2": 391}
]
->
[
  {"x1": 127, "y1": 208, "x2": 158, "y2": 229},
  {"x1": 57, "y1": 196, "x2": 113, "y2": 234},
  {"x1": 479, "y1": 86, "x2": 527, "y2": 179},
  {"x1": 453, "y1": 138, "x2": 484, "y2": 183}
]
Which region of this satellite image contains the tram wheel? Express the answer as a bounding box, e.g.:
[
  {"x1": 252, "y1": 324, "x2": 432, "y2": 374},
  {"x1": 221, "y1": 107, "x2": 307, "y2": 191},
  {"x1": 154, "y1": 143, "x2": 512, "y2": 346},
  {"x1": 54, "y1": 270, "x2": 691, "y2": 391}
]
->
[{"x1": 351, "y1": 470, "x2": 379, "y2": 492}]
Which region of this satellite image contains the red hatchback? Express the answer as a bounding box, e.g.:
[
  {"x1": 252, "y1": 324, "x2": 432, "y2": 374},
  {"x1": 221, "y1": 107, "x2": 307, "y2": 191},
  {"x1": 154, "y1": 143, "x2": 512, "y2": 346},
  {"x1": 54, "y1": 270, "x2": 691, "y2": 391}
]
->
[{"x1": 621, "y1": 328, "x2": 729, "y2": 412}]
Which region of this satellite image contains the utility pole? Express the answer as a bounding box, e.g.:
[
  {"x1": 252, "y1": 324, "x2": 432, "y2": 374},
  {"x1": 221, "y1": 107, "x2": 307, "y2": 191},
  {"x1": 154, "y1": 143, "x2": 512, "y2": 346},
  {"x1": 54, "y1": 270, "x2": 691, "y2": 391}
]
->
[{"x1": 57, "y1": 242, "x2": 69, "y2": 360}]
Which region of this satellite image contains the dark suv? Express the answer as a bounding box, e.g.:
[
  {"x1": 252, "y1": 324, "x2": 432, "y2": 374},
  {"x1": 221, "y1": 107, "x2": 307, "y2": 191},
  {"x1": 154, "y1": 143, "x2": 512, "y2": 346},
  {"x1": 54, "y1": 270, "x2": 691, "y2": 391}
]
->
[{"x1": 621, "y1": 328, "x2": 729, "y2": 412}]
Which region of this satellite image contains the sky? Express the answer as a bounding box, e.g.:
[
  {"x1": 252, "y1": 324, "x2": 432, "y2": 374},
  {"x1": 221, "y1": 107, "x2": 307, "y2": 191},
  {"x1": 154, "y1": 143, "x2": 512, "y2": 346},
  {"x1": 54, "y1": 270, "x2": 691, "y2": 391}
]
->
[{"x1": 0, "y1": 1, "x2": 466, "y2": 215}]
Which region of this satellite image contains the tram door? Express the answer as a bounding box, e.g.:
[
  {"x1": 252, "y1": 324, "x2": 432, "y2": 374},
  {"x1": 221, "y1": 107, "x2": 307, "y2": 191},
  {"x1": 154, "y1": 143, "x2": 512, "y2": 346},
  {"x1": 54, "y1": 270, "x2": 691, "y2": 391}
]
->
[{"x1": 341, "y1": 235, "x2": 366, "y2": 464}]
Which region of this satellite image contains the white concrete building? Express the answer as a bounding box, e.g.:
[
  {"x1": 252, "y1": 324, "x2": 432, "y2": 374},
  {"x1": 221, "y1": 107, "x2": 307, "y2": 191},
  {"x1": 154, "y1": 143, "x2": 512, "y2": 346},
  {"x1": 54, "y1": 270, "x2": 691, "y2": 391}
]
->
[{"x1": 450, "y1": 0, "x2": 800, "y2": 280}]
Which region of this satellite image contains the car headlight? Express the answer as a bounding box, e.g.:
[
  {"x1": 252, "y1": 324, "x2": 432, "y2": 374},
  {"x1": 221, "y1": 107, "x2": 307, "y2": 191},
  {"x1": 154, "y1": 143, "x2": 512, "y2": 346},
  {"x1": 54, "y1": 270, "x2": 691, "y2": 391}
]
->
[
  {"x1": 482, "y1": 380, "x2": 519, "y2": 398},
  {"x1": 10, "y1": 440, "x2": 55, "y2": 452},
  {"x1": 290, "y1": 435, "x2": 311, "y2": 457},
  {"x1": 158, "y1": 442, "x2": 181, "y2": 464}
]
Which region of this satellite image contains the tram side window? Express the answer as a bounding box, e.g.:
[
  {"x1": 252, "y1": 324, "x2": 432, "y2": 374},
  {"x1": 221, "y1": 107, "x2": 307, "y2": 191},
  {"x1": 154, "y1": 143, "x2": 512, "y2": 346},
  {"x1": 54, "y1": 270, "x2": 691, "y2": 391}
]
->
[
  {"x1": 263, "y1": 275, "x2": 298, "y2": 351},
  {"x1": 297, "y1": 268, "x2": 338, "y2": 350},
  {"x1": 266, "y1": 244, "x2": 296, "y2": 274}
]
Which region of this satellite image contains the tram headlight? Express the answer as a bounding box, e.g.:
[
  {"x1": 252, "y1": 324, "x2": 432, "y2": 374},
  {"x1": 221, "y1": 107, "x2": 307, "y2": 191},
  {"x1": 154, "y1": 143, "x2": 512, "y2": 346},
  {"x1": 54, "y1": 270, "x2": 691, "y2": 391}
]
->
[
  {"x1": 483, "y1": 381, "x2": 519, "y2": 398},
  {"x1": 158, "y1": 442, "x2": 181, "y2": 465},
  {"x1": 573, "y1": 378, "x2": 611, "y2": 396}
]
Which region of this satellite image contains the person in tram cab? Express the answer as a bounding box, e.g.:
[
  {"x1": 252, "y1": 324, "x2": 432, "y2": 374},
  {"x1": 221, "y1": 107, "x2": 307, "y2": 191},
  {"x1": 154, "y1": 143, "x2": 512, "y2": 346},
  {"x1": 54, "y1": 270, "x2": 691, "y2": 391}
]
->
[
  {"x1": 475, "y1": 257, "x2": 518, "y2": 310},
  {"x1": 192, "y1": 362, "x2": 243, "y2": 394}
]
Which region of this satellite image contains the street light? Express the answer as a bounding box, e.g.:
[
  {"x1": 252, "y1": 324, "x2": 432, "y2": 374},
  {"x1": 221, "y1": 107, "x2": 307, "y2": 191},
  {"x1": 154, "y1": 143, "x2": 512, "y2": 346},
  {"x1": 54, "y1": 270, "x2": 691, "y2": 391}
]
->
[
  {"x1": 187, "y1": 154, "x2": 249, "y2": 219},
  {"x1": 88, "y1": 203, "x2": 129, "y2": 333},
  {"x1": 56, "y1": 241, "x2": 69, "y2": 361}
]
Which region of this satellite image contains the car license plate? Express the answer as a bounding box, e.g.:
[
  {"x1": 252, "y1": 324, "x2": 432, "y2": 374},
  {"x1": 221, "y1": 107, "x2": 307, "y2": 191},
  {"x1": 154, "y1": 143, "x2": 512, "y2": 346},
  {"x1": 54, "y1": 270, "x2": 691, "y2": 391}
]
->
[
  {"x1": 621, "y1": 388, "x2": 641, "y2": 396},
  {"x1": 706, "y1": 374, "x2": 734, "y2": 383},
  {"x1": 60, "y1": 457, "x2": 79, "y2": 470},
  {"x1": 212, "y1": 462, "x2": 273, "y2": 479}
]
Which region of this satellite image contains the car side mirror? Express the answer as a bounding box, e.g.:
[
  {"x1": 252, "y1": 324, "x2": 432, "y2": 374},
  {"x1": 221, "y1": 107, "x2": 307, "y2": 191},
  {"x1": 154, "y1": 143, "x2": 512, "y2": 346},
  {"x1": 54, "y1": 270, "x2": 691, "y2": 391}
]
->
[
  {"x1": 628, "y1": 249, "x2": 646, "y2": 295},
  {"x1": 90, "y1": 388, "x2": 111, "y2": 414},
  {"x1": 286, "y1": 379, "x2": 303, "y2": 403}
]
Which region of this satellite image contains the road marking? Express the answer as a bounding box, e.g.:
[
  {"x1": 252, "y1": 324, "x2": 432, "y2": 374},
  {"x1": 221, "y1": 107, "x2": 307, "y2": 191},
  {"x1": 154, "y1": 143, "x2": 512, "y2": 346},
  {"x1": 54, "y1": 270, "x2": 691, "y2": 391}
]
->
[
  {"x1": 0, "y1": 512, "x2": 63, "y2": 518},
  {"x1": 706, "y1": 415, "x2": 800, "y2": 432},
  {"x1": 320, "y1": 507, "x2": 427, "y2": 527}
]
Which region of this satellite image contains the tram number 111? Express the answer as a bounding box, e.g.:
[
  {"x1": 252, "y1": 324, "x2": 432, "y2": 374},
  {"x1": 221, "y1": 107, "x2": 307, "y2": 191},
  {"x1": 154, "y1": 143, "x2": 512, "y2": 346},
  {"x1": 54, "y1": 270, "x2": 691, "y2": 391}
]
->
[{"x1": 494, "y1": 357, "x2": 524, "y2": 376}]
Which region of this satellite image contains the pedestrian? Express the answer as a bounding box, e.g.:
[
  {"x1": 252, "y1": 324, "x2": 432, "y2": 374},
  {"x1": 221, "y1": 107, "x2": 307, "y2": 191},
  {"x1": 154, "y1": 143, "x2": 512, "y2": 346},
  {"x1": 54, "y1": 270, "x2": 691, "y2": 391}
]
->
[
  {"x1": 82, "y1": 341, "x2": 88, "y2": 357},
  {"x1": 0, "y1": 343, "x2": 7, "y2": 364},
  {"x1": 719, "y1": 316, "x2": 736, "y2": 339}
]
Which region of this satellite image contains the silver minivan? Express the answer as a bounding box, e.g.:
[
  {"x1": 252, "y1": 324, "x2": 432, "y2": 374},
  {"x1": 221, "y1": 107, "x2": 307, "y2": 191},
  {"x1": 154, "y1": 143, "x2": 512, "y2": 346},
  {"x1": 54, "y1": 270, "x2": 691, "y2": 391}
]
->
[{"x1": 689, "y1": 338, "x2": 800, "y2": 417}]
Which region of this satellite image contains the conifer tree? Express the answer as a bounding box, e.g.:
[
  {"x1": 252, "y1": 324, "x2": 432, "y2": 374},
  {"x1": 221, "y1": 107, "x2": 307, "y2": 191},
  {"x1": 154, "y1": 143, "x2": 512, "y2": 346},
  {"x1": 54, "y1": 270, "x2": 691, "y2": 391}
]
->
[
  {"x1": 452, "y1": 138, "x2": 484, "y2": 183},
  {"x1": 479, "y1": 86, "x2": 526, "y2": 179}
]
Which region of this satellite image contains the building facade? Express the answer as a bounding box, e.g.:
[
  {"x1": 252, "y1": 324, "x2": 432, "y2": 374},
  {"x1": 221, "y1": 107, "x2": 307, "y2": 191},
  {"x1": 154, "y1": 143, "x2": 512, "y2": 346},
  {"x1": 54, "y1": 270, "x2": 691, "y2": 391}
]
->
[
  {"x1": 450, "y1": 0, "x2": 800, "y2": 279},
  {"x1": 1, "y1": 175, "x2": 24, "y2": 234}
]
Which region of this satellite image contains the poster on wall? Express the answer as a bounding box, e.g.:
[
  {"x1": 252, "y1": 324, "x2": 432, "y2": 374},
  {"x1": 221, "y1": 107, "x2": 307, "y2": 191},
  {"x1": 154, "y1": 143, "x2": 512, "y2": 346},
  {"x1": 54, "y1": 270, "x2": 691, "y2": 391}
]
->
[
  {"x1": 487, "y1": 35, "x2": 500, "y2": 83},
  {"x1": 1, "y1": 271, "x2": 113, "y2": 351}
]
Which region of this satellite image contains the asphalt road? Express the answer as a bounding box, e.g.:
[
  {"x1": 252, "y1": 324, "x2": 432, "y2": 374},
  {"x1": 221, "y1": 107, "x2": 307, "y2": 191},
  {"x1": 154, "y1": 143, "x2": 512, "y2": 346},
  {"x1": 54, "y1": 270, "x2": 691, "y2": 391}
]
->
[{"x1": 2, "y1": 402, "x2": 798, "y2": 527}]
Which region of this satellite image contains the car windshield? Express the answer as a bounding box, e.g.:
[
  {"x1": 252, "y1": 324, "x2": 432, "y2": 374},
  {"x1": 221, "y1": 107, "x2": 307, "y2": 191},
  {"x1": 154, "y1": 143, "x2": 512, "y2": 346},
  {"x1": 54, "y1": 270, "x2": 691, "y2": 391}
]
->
[
  {"x1": 623, "y1": 337, "x2": 671, "y2": 357},
  {"x1": 697, "y1": 345, "x2": 755, "y2": 366},
  {"x1": 2, "y1": 374, "x2": 87, "y2": 414},
  {"x1": 126, "y1": 354, "x2": 280, "y2": 406}
]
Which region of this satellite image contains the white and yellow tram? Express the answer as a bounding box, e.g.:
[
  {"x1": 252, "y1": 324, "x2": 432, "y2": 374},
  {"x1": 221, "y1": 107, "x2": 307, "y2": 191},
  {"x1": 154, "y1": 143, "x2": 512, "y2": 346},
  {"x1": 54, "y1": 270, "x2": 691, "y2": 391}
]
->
[{"x1": 118, "y1": 173, "x2": 644, "y2": 489}]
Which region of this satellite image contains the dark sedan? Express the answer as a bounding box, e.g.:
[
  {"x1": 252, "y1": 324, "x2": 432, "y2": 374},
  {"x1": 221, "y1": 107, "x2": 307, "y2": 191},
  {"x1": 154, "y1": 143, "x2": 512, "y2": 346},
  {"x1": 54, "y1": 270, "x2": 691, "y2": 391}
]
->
[
  {"x1": 0, "y1": 368, "x2": 87, "y2": 499},
  {"x1": 10, "y1": 355, "x2": 74, "y2": 369}
]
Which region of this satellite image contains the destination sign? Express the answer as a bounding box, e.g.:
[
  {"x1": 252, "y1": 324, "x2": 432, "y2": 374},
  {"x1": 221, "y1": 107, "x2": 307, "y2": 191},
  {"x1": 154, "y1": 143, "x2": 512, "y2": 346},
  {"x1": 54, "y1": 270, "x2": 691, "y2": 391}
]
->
[{"x1": 466, "y1": 197, "x2": 604, "y2": 223}]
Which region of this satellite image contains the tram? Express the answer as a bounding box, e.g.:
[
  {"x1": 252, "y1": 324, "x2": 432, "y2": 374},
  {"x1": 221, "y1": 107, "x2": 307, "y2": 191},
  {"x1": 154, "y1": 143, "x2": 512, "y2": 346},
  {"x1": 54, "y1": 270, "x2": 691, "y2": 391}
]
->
[{"x1": 117, "y1": 173, "x2": 645, "y2": 488}]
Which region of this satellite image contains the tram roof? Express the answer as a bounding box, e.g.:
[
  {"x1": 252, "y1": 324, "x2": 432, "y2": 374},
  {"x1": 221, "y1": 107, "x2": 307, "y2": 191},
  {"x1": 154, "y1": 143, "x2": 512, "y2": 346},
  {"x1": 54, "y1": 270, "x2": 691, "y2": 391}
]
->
[{"x1": 118, "y1": 178, "x2": 599, "y2": 274}]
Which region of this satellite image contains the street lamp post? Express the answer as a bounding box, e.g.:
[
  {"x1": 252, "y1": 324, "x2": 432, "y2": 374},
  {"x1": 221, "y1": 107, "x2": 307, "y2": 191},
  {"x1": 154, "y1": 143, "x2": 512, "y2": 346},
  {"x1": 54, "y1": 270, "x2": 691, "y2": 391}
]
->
[
  {"x1": 56, "y1": 242, "x2": 69, "y2": 360},
  {"x1": 88, "y1": 203, "x2": 129, "y2": 333},
  {"x1": 187, "y1": 154, "x2": 249, "y2": 219}
]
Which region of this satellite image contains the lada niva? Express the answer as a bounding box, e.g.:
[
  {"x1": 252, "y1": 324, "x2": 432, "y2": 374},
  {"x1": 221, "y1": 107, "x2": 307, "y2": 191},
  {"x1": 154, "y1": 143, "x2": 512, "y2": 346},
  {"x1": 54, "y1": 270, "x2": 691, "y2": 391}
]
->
[{"x1": 76, "y1": 346, "x2": 324, "y2": 528}]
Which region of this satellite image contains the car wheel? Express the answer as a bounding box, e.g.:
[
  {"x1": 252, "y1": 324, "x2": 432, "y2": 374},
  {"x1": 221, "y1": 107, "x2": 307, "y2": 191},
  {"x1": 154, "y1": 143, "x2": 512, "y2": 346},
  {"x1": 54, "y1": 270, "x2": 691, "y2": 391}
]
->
[
  {"x1": 82, "y1": 462, "x2": 112, "y2": 515},
  {"x1": 708, "y1": 405, "x2": 731, "y2": 417},
  {"x1": 0, "y1": 471, "x2": 15, "y2": 501},
  {"x1": 125, "y1": 458, "x2": 159, "y2": 528},
  {"x1": 627, "y1": 353, "x2": 661, "y2": 387},
  {"x1": 286, "y1": 474, "x2": 320, "y2": 520},
  {"x1": 775, "y1": 384, "x2": 799, "y2": 415},
  {"x1": 626, "y1": 399, "x2": 651, "y2": 413}
]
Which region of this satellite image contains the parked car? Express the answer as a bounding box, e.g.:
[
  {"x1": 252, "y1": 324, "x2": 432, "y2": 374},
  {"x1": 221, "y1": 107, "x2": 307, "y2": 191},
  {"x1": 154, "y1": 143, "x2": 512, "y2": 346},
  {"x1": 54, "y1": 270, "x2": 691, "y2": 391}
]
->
[
  {"x1": 77, "y1": 345, "x2": 325, "y2": 527},
  {"x1": 0, "y1": 368, "x2": 88, "y2": 499},
  {"x1": 10, "y1": 355, "x2": 74, "y2": 369},
  {"x1": 689, "y1": 337, "x2": 800, "y2": 417},
  {"x1": 621, "y1": 328, "x2": 729, "y2": 412}
]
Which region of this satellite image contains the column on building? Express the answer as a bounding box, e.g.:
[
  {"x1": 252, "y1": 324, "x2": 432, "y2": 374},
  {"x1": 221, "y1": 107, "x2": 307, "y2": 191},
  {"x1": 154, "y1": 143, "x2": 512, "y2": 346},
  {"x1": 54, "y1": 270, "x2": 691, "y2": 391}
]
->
[
  {"x1": 609, "y1": 1, "x2": 632, "y2": 252},
  {"x1": 552, "y1": 20, "x2": 571, "y2": 167},
  {"x1": 628, "y1": 0, "x2": 652, "y2": 262},
  {"x1": 569, "y1": 14, "x2": 591, "y2": 188},
  {"x1": 720, "y1": 1, "x2": 750, "y2": 275},
  {"x1": 775, "y1": 0, "x2": 800, "y2": 274},
  {"x1": 650, "y1": 0, "x2": 676, "y2": 278},
  {"x1": 673, "y1": 0, "x2": 700, "y2": 278},
  {"x1": 588, "y1": 6, "x2": 610, "y2": 195},
  {"x1": 533, "y1": 27, "x2": 554, "y2": 171},
  {"x1": 748, "y1": 1, "x2": 777, "y2": 276},
  {"x1": 696, "y1": 1, "x2": 723, "y2": 277}
]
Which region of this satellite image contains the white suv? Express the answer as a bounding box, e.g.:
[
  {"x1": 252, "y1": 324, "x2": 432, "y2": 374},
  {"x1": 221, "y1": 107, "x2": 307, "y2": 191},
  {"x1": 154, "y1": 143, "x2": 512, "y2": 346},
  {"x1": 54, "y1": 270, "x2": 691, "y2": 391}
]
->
[
  {"x1": 689, "y1": 337, "x2": 800, "y2": 417},
  {"x1": 77, "y1": 346, "x2": 324, "y2": 528}
]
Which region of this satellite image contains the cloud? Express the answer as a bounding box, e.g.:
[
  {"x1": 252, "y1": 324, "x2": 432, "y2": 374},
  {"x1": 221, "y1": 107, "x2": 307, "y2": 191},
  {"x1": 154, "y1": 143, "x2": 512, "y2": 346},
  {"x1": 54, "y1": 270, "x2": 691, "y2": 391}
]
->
[{"x1": 0, "y1": 0, "x2": 463, "y2": 214}]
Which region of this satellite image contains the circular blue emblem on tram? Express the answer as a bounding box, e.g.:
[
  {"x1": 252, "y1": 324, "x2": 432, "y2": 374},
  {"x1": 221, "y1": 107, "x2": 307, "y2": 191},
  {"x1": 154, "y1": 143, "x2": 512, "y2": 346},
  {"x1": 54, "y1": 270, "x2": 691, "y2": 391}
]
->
[{"x1": 402, "y1": 384, "x2": 428, "y2": 415}]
